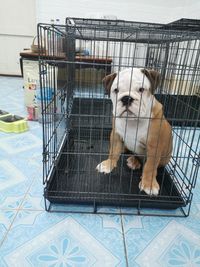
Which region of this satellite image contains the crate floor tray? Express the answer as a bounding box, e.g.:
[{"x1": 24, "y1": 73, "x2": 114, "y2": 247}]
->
[{"x1": 45, "y1": 98, "x2": 186, "y2": 210}]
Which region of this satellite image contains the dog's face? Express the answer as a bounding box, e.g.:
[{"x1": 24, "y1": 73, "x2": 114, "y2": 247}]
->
[{"x1": 103, "y1": 68, "x2": 160, "y2": 119}]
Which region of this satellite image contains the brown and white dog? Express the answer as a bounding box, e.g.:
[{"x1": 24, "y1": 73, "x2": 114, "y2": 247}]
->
[{"x1": 96, "y1": 68, "x2": 172, "y2": 195}]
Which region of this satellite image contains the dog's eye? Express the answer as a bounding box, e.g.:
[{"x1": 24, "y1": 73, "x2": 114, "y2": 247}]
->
[
  {"x1": 139, "y1": 87, "x2": 145, "y2": 93},
  {"x1": 114, "y1": 88, "x2": 119, "y2": 94}
]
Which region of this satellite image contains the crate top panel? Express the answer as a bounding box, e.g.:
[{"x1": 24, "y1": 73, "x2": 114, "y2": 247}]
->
[
  {"x1": 38, "y1": 18, "x2": 200, "y2": 44},
  {"x1": 66, "y1": 17, "x2": 200, "y2": 32},
  {"x1": 164, "y1": 18, "x2": 200, "y2": 32},
  {"x1": 66, "y1": 17, "x2": 164, "y2": 29}
]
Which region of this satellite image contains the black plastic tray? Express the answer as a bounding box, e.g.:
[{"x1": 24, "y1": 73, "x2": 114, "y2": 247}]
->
[{"x1": 45, "y1": 97, "x2": 188, "y2": 210}]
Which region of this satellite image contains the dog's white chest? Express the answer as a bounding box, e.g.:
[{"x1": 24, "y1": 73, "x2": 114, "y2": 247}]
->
[{"x1": 115, "y1": 118, "x2": 149, "y2": 155}]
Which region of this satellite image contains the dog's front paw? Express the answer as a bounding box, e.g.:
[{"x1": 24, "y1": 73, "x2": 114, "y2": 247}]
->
[
  {"x1": 127, "y1": 156, "x2": 141, "y2": 170},
  {"x1": 139, "y1": 178, "x2": 160, "y2": 196},
  {"x1": 96, "y1": 159, "x2": 116, "y2": 174}
]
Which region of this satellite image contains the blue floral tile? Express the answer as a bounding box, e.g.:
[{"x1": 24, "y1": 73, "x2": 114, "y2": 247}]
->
[
  {"x1": 134, "y1": 221, "x2": 200, "y2": 267},
  {"x1": 0, "y1": 211, "x2": 67, "y2": 264},
  {"x1": 179, "y1": 211, "x2": 200, "y2": 237},
  {"x1": 162, "y1": 236, "x2": 200, "y2": 267},
  {"x1": 1, "y1": 75, "x2": 200, "y2": 267},
  {"x1": 6, "y1": 149, "x2": 42, "y2": 180},
  {"x1": 29, "y1": 235, "x2": 94, "y2": 266},
  {"x1": 122, "y1": 215, "x2": 171, "y2": 266},
  {"x1": 28, "y1": 122, "x2": 43, "y2": 139},
  {"x1": 0, "y1": 195, "x2": 25, "y2": 210},
  {"x1": 0, "y1": 77, "x2": 43, "y2": 211},
  {"x1": 0, "y1": 212, "x2": 127, "y2": 267},
  {"x1": 0, "y1": 160, "x2": 27, "y2": 191},
  {"x1": 20, "y1": 179, "x2": 44, "y2": 211},
  {"x1": 21, "y1": 193, "x2": 45, "y2": 214},
  {"x1": 0, "y1": 132, "x2": 42, "y2": 155},
  {"x1": 71, "y1": 213, "x2": 126, "y2": 264},
  {"x1": 0, "y1": 159, "x2": 33, "y2": 210}
]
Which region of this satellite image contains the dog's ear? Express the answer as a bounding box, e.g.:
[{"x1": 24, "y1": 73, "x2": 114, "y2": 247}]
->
[
  {"x1": 141, "y1": 69, "x2": 160, "y2": 94},
  {"x1": 102, "y1": 73, "x2": 117, "y2": 95}
]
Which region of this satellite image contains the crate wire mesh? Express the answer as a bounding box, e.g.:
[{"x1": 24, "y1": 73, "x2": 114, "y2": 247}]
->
[{"x1": 38, "y1": 18, "x2": 200, "y2": 216}]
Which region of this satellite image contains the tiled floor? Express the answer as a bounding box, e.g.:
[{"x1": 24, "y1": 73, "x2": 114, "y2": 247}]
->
[{"x1": 0, "y1": 76, "x2": 200, "y2": 267}]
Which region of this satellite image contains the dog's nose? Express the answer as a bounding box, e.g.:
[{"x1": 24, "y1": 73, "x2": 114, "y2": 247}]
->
[{"x1": 121, "y1": 96, "x2": 134, "y2": 106}]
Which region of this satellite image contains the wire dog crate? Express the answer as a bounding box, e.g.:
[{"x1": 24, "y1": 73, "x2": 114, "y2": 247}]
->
[{"x1": 38, "y1": 18, "x2": 200, "y2": 216}]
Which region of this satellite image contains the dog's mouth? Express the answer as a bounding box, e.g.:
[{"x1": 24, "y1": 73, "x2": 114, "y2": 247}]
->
[{"x1": 120, "y1": 108, "x2": 135, "y2": 117}]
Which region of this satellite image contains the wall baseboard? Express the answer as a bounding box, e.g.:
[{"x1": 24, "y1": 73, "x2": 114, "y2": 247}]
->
[{"x1": 0, "y1": 74, "x2": 22, "y2": 77}]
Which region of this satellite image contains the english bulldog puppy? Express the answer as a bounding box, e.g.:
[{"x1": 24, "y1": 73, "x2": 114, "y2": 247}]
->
[{"x1": 96, "y1": 68, "x2": 172, "y2": 195}]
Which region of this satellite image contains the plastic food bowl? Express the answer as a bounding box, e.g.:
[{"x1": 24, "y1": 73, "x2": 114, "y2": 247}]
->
[{"x1": 0, "y1": 115, "x2": 28, "y2": 133}]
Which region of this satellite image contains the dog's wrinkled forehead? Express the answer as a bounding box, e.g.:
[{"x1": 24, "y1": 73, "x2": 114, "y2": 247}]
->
[
  {"x1": 103, "y1": 68, "x2": 160, "y2": 96},
  {"x1": 112, "y1": 68, "x2": 151, "y2": 92}
]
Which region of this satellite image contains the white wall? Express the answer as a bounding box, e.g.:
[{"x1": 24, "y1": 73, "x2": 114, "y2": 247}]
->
[
  {"x1": 0, "y1": 0, "x2": 36, "y2": 75},
  {"x1": 1, "y1": 0, "x2": 200, "y2": 75},
  {"x1": 0, "y1": 35, "x2": 35, "y2": 75},
  {"x1": 36, "y1": 0, "x2": 200, "y2": 24}
]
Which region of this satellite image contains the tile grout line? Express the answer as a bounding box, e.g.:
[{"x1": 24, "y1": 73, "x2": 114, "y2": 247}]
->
[
  {"x1": 0, "y1": 176, "x2": 36, "y2": 249},
  {"x1": 0, "y1": 208, "x2": 44, "y2": 212},
  {"x1": 16, "y1": 175, "x2": 37, "y2": 211},
  {"x1": 120, "y1": 212, "x2": 129, "y2": 267},
  {"x1": 0, "y1": 211, "x2": 19, "y2": 248}
]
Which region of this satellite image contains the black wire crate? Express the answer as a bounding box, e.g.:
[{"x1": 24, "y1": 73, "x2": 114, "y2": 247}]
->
[
  {"x1": 38, "y1": 18, "x2": 200, "y2": 216},
  {"x1": 45, "y1": 98, "x2": 187, "y2": 209}
]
